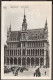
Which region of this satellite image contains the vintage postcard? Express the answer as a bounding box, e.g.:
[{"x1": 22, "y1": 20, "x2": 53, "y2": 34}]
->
[{"x1": 1, "y1": 1, "x2": 52, "y2": 79}]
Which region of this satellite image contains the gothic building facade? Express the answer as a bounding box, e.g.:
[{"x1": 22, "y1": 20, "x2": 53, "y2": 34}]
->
[{"x1": 4, "y1": 13, "x2": 49, "y2": 68}]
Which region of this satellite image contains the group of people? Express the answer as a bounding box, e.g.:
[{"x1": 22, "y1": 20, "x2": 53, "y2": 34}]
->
[
  {"x1": 34, "y1": 67, "x2": 47, "y2": 77},
  {"x1": 34, "y1": 68, "x2": 41, "y2": 77},
  {"x1": 12, "y1": 67, "x2": 28, "y2": 76}
]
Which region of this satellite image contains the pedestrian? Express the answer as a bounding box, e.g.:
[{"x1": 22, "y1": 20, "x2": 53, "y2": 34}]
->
[
  {"x1": 45, "y1": 71, "x2": 46, "y2": 75},
  {"x1": 34, "y1": 72, "x2": 35, "y2": 76},
  {"x1": 38, "y1": 71, "x2": 41, "y2": 77},
  {"x1": 36, "y1": 70, "x2": 38, "y2": 77}
]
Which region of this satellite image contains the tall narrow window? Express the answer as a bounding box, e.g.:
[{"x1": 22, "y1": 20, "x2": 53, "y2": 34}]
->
[
  {"x1": 23, "y1": 42, "x2": 25, "y2": 47},
  {"x1": 23, "y1": 34, "x2": 25, "y2": 39}
]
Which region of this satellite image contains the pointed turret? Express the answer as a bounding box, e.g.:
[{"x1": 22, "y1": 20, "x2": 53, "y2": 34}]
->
[
  {"x1": 22, "y1": 8, "x2": 27, "y2": 31},
  {"x1": 21, "y1": 8, "x2": 28, "y2": 41},
  {"x1": 9, "y1": 24, "x2": 11, "y2": 32},
  {"x1": 44, "y1": 19, "x2": 48, "y2": 39},
  {"x1": 45, "y1": 19, "x2": 47, "y2": 29},
  {"x1": 7, "y1": 24, "x2": 11, "y2": 41}
]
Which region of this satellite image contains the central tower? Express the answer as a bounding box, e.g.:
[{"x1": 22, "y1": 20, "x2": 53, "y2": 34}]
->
[
  {"x1": 22, "y1": 8, "x2": 27, "y2": 31},
  {"x1": 21, "y1": 8, "x2": 28, "y2": 41}
]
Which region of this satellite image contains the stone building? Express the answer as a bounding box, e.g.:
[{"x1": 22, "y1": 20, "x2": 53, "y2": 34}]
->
[{"x1": 4, "y1": 12, "x2": 49, "y2": 68}]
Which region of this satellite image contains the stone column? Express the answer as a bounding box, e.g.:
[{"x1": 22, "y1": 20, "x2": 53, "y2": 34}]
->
[
  {"x1": 44, "y1": 48, "x2": 46, "y2": 67},
  {"x1": 5, "y1": 56, "x2": 7, "y2": 65},
  {"x1": 39, "y1": 49, "x2": 40, "y2": 56},
  {"x1": 21, "y1": 42, "x2": 22, "y2": 56},
  {"x1": 30, "y1": 49, "x2": 31, "y2": 56},
  {"x1": 39, "y1": 58, "x2": 40, "y2": 67},
  {"x1": 17, "y1": 58, "x2": 18, "y2": 65},
  {"x1": 13, "y1": 58, "x2": 15, "y2": 66},
  {"x1": 30, "y1": 58, "x2": 31, "y2": 67},
  {"x1": 21, "y1": 42, "x2": 22, "y2": 67},
  {"x1": 9, "y1": 58, "x2": 10, "y2": 65},
  {"x1": 25, "y1": 58, "x2": 27, "y2": 67},
  {"x1": 35, "y1": 58, "x2": 36, "y2": 67},
  {"x1": 34, "y1": 58, "x2": 35, "y2": 67},
  {"x1": 25, "y1": 49, "x2": 27, "y2": 56},
  {"x1": 13, "y1": 58, "x2": 14, "y2": 65},
  {"x1": 21, "y1": 58, "x2": 22, "y2": 67},
  {"x1": 9, "y1": 50, "x2": 10, "y2": 56},
  {"x1": 26, "y1": 48, "x2": 27, "y2": 67},
  {"x1": 13, "y1": 50, "x2": 14, "y2": 56}
]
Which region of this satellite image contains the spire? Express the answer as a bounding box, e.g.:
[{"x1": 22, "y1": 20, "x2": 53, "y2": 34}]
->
[
  {"x1": 9, "y1": 23, "x2": 11, "y2": 32},
  {"x1": 7, "y1": 27, "x2": 8, "y2": 33},
  {"x1": 23, "y1": 7, "x2": 26, "y2": 23},
  {"x1": 24, "y1": 7, "x2": 25, "y2": 16},
  {"x1": 45, "y1": 18, "x2": 47, "y2": 28},
  {"x1": 45, "y1": 19, "x2": 47, "y2": 26},
  {"x1": 22, "y1": 7, "x2": 27, "y2": 31}
]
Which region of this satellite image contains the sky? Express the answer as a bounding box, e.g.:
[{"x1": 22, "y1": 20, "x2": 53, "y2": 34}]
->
[{"x1": 1, "y1": 1, "x2": 52, "y2": 45}]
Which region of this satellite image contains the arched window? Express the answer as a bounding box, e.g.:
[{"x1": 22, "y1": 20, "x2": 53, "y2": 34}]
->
[
  {"x1": 22, "y1": 57, "x2": 26, "y2": 65},
  {"x1": 40, "y1": 33, "x2": 42, "y2": 39},
  {"x1": 10, "y1": 57, "x2": 13, "y2": 65},
  {"x1": 27, "y1": 50, "x2": 28, "y2": 56},
  {"x1": 12, "y1": 50, "x2": 13, "y2": 55},
  {"x1": 14, "y1": 57, "x2": 17, "y2": 65},
  {"x1": 34, "y1": 43, "x2": 36, "y2": 47},
  {"x1": 20, "y1": 49, "x2": 21, "y2": 55},
  {"x1": 23, "y1": 42, "x2": 25, "y2": 47},
  {"x1": 29, "y1": 50, "x2": 30, "y2": 55},
  {"x1": 18, "y1": 50, "x2": 19, "y2": 56},
  {"x1": 28, "y1": 42, "x2": 29, "y2": 47},
  {"x1": 40, "y1": 49, "x2": 41, "y2": 56},
  {"x1": 40, "y1": 58, "x2": 44, "y2": 65},
  {"x1": 42, "y1": 49, "x2": 44, "y2": 56},
  {"x1": 35, "y1": 49, "x2": 36, "y2": 55},
  {"x1": 38, "y1": 35, "x2": 39, "y2": 39},
  {"x1": 36, "y1": 49, "x2": 37, "y2": 56},
  {"x1": 43, "y1": 42, "x2": 44, "y2": 46},
  {"x1": 42, "y1": 34, "x2": 44, "y2": 38},
  {"x1": 33, "y1": 49, "x2": 34, "y2": 56},
  {"x1": 31, "y1": 49, "x2": 32, "y2": 56},
  {"x1": 27, "y1": 57, "x2": 30, "y2": 66},
  {"x1": 18, "y1": 57, "x2": 21, "y2": 65},
  {"x1": 22, "y1": 49, "x2": 25, "y2": 55},
  {"x1": 7, "y1": 50, "x2": 9, "y2": 55},
  {"x1": 36, "y1": 34, "x2": 37, "y2": 39},
  {"x1": 10, "y1": 50, "x2": 11, "y2": 56},
  {"x1": 14, "y1": 50, "x2": 15, "y2": 56},
  {"x1": 39, "y1": 42, "x2": 40, "y2": 47},
  {"x1": 7, "y1": 57, "x2": 9, "y2": 65},
  {"x1": 36, "y1": 58, "x2": 39, "y2": 65},
  {"x1": 38, "y1": 49, "x2": 39, "y2": 55},
  {"x1": 31, "y1": 57, "x2": 34, "y2": 66}
]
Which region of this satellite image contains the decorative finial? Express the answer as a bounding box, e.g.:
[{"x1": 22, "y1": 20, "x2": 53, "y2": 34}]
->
[
  {"x1": 24, "y1": 7, "x2": 25, "y2": 16},
  {"x1": 45, "y1": 18, "x2": 47, "y2": 28},
  {"x1": 9, "y1": 23, "x2": 11, "y2": 32},
  {"x1": 23, "y1": 7, "x2": 26, "y2": 23},
  {"x1": 7, "y1": 27, "x2": 9, "y2": 34},
  {"x1": 44, "y1": 18, "x2": 48, "y2": 30}
]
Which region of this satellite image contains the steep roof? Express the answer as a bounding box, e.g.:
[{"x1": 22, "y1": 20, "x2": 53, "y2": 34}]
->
[
  {"x1": 9, "y1": 28, "x2": 45, "y2": 41},
  {"x1": 27, "y1": 28, "x2": 45, "y2": 40},
  {"x1": 10, "y1": 31, "x2": 21, "y2": 41}
]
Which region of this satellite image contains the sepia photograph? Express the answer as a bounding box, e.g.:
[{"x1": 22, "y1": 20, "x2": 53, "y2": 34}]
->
[{"x1": 1, "y1": 1, "x2": 52, "y2": 79}]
